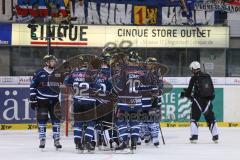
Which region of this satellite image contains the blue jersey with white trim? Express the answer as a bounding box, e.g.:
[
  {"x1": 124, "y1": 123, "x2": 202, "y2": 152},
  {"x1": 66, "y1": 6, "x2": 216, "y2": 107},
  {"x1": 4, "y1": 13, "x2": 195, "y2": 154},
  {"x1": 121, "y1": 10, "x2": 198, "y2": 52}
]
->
[
  {"x1": 93, "y1": 67, "x2": 112, "y2": 103},
  {"x1": 140, "y1": 68, "x2": 163, "y2": 110},
  {"x1": 64, "y1": 68, "x2": 99, "y2": 105},
  {"x1": 30, "y1": 68, "x2": 59, "y2": 101}
]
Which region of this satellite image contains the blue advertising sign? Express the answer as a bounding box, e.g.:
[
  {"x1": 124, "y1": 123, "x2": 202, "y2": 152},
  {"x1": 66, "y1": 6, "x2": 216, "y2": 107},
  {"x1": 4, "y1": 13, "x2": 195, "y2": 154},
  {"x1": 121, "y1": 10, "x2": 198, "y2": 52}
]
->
[
  {"x1": 0, "y1": 87, "x2": 35, "y2": 124},
  {"x1": 0, "y1": 23, "x2": 12, "y2": 45}
]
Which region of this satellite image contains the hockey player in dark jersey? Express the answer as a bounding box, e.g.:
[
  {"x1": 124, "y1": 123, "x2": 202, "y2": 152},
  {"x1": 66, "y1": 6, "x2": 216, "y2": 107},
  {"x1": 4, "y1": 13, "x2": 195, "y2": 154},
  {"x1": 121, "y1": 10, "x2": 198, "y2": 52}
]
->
[
  {"x1": 113, "y1": 51, "x2": 147, "y2": 153},
  {"x1": 180, "y1": 61, "x2": 219, "y2": 143},
  {"x1": 29, "y1": 55, "x2": 62, "y2": 150},
  {"x1": 64, "y1": 56, "x2": 99, "y2": 153},
  {"x1": 140, "y1": 57, "x2": 163, "y2": 147},
  {"x1": 93, "y1": 53, "x2": 119, "y2": 150}
]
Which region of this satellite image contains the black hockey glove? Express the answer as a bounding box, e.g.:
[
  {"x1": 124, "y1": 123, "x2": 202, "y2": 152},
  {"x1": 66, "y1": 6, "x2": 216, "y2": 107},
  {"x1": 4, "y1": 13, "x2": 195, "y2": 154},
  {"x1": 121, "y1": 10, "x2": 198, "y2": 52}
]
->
[
  {"x1": 152, "y1": 96, "x2": 158, "y2": 108},
  {"x1": 180, "y1": 92, "x2": 185, "y2": 98},
  {"x1": 180, "y1": 88, "x2": 190, "y2": 98},
  {"x1": 29, "y1": 100, "x2": 38, "y2": 111}
]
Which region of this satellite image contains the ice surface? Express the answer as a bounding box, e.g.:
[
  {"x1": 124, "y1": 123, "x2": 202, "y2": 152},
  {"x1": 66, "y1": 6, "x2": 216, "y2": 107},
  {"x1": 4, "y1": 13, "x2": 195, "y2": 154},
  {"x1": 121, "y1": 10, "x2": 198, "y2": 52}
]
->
[{"x1": 0, "y1": 127, "x2": 239, "y2": 160}]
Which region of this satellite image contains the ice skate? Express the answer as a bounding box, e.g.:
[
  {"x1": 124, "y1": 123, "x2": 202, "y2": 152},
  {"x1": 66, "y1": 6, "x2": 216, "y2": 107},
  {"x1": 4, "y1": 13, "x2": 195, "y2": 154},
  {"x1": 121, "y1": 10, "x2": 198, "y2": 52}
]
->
[
  {"x1": 54, "y1": 139, "x2": 62, "y2": 150},
  {"x1": 86, "y1": 142, "x2": 95, "y2": 153},
  {"x1": 76, "y1": 141, "x2": 84, "y2": 153},
  {"x1": 115, "y1": 142, "x2": 130, "y2": 153},
  {"x1": 212, "y1": 135, "x2": 219, "y2": 144},
  {"x1": 152, "y1": 137, "x2": 159, "y2": 147},
  {"x1": 39, "y1": 138, "x2": 45, "y2": 151},
  {"x1": 137, "y1": 137, "x2": 141, "y2": 145},
  {"x1": 144, "y1": 135, "x2": 151, "y2": 144},
  {"x1": 130, "y1": 138, "x2": 137, "y2": 154},
  {"x1": 189, "y1": 135, "x2": 198, "y2": 144}
]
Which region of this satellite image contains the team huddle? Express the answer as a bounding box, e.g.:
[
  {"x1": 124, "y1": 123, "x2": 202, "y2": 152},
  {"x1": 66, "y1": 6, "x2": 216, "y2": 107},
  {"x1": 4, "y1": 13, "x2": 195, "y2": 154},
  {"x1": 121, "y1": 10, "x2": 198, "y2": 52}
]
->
[
  {"x1": 29, "y1": 48, "x2": 219, "y2": 154},
  {"x1": 29, "y1": 48, "x2": 167, "y2": 153}
]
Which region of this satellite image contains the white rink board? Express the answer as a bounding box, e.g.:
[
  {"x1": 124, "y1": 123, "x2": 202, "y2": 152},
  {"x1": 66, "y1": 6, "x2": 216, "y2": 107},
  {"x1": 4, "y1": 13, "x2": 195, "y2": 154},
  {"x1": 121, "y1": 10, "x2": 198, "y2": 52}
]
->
[
  {"x1": 224, "y1": 87, "x2": 240, "y2": 122},
  {"x1": 0, "y1": 128, "x2": 239, "y2": 160}
]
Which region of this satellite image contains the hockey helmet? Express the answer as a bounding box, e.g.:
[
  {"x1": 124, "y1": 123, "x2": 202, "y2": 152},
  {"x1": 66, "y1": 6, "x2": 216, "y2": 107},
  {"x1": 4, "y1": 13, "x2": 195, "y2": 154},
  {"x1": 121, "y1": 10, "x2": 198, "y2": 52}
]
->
[
  {"x1": 43, "y1": 54, "x2": 57, "y2": 62},
  {"x1": 78, "y1": 55, "x2": 88, "y2": 68},
  {"x1": 189, "y1": 61, "x2": 201, "y2": 70},
  {"x1": 146, "y1": 57, "x2": 158, "y2": 63},
  {"x1": 128, "y1": 51, "x2": 141, "y2": 62}
]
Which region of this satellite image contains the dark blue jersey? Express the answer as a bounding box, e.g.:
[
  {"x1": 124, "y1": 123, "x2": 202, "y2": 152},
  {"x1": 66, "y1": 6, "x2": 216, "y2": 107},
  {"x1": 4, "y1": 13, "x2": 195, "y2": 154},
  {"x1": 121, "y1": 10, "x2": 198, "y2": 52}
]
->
[
  {"x1": 30, "y1": 68, "x2": 60, "y2": 101},
  {"x1": 64, "y1": 68, "x2": 98, "y2": 104},
  {"x1": 140, "y1": 66, "x2": 163, "y2": 110},
  {"x1": 113, "y1": 65, "x2": 146, "y2": 111},
  {"x1": 93, "y1": 67, "x2": 112, "y2": 102}
]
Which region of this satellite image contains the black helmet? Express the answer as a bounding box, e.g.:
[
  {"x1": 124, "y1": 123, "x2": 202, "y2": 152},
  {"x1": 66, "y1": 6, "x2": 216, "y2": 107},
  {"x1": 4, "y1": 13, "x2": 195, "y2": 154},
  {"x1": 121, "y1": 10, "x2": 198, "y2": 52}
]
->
[
  {"x1": 128, "y1": 51, "x2": 141, "y2": 62},
  {"x1": 101, "y1": 52, "x2": 111, "y2": 62},
  {"x1": 78, "y1": 55, "x2": 88, "y2": 68}
]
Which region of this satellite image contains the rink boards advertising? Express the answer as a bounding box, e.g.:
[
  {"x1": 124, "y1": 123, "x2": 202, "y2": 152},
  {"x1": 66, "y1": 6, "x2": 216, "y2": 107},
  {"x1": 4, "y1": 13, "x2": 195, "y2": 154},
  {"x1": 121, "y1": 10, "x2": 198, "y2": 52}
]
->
[
  {"x1": 2, "y1": 76, "x2": 240, "y2": 130},
  {"x1": 0, "y1": 23, "x2": 12, "y2": 46}
]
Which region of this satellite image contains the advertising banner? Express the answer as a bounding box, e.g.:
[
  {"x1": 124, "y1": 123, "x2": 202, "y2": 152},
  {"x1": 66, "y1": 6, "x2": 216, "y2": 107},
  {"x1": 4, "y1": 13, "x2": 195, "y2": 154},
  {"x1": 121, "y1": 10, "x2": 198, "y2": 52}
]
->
[
  {"x1": 0, "y1": 23, "x2": 12, "y2": 45},
  {"x1": 11, "y1": 24, "x2": 229, "y2": 48},
  {"x1": 0, "y1": 86, "x2": 223, "y2": 126},
  {"x1": 0, "y1": 77, "x2": 20, "y2": 85},
  {"x1": 161, "y1": 88, "x2": 224, "y2": 122},
  {"x1": 0, "y1": 87, "x2": 35, "y2": 125}
]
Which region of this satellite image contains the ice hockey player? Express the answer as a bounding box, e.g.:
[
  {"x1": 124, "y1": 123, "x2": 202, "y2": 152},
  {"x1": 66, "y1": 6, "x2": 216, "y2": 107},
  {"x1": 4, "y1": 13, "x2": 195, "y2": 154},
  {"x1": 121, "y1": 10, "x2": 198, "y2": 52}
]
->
[
  {"x1": 180, "y1": 61, "x2": 219, "y2": 143},
  {"x1": 140, "y1": 57, "x2": 162, "y2": 147},
  {"x1": 94, "y1": 53, "x2": 119, "y2": 150},
  {"x1": 29, "y1": 54, "x2": 62, "y2": 150},
  {"x1": 113, "y1": 51, "x2": 146, "y2": 153},
  {"x1": 64, "y1": 56, "x2": 98, "y2": 153}
]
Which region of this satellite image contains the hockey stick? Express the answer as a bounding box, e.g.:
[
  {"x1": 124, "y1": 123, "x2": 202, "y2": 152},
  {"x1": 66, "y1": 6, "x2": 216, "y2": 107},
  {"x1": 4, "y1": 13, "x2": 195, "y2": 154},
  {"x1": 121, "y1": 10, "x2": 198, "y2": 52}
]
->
[
  {"x1": 203, "y1": 63, "x2": 206, "y2": 73},
  {"x1": 158, "y1": 121, "x2": 165, "y2": 145}
]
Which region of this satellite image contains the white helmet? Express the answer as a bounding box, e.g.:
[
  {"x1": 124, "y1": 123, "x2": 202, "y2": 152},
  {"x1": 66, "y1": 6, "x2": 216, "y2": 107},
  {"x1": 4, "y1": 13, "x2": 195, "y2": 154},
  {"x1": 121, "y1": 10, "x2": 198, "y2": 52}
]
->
[{"x1": 189, "y1": 61, "x2": 200, "y2": 70}]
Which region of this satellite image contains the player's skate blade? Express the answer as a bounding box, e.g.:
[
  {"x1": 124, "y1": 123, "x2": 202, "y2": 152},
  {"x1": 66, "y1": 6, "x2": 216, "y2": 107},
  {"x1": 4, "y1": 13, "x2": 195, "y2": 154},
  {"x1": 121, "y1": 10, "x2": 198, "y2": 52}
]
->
[
  {"x1": 98, "y1": 145, "x2": 111, "y2": 151},
  {"x1": 130, "y1": 138, "x2": 137, "y2": 154},
  {"x1": 152, "y1": 138, "x2": 160, "y2": 147},
  {"x1": 212, "y1": 135, "x2": 219, "y2": 144},
  {"x1": 154, "y1": 142, "x2": 160, "y2": 147},
  {"x1": 130, "y1": 146, "x2": 136, "y2": 154},
  {"x1": 115, "y1": 142, "x2": 130, "y2": 154},
  {"x1": 39, "y1": 139, "x2": 45, "y2": 151},
  {"x1": 76, "y1": 142, "x2": 84, "y2": 154},
  {"x1": 137, "y1": 138, "x2": 141, "y2": 145},
  {"x1": 86, "y1": 142, "x2": 95, "y2": 153},
  {"x1": 54, "y1": 140, "x2": 62, "y2": 150},
  {"x1": 144, "y1": 135, "x2": 151, "y2": 144},
  {"x1": 189, "y1": 135, "x2": 198, "y2": 144}
]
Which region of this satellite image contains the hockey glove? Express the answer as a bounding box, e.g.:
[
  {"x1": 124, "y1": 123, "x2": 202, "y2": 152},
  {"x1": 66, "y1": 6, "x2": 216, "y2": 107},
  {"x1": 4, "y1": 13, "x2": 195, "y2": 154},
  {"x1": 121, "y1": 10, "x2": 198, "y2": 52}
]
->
[
  {"x1": 180, "y1": 92, "x2": 185, "y2": 98},
  {"x1": 152, "y1": 96, "x2": 158, "y2": 108}
]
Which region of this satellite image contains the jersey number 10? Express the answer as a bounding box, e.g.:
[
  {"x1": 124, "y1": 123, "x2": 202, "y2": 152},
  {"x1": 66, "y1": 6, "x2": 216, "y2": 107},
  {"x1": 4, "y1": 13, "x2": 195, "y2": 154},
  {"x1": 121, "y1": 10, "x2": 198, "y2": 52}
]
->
[{"x1": 126, "y1": 79, "x2": 140, "y2": 93}]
